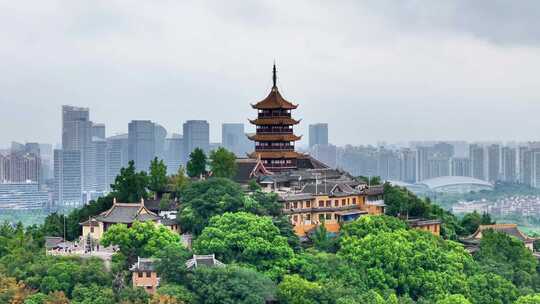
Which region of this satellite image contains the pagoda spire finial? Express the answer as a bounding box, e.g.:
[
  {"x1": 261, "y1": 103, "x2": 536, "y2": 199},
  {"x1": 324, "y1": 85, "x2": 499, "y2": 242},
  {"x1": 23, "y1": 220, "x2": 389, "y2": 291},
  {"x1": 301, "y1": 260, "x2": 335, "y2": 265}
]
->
[{"x1": 272, "y1": 62, "x2": 277, "y2": 88}]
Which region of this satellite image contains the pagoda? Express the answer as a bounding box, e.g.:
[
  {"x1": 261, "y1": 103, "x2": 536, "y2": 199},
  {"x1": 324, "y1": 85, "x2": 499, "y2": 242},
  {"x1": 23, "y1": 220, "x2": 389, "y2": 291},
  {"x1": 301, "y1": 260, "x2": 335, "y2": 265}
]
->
[{"x1": 248, "y1": 64, "x2": 303, "y2": 171}]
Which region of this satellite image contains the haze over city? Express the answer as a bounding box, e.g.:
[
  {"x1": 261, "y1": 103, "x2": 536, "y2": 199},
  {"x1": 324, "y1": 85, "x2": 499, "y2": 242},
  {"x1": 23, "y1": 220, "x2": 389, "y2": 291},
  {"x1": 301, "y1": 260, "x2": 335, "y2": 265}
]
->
[{"x1": 2, "y1": 1, "x2": 540, "y2": 146}]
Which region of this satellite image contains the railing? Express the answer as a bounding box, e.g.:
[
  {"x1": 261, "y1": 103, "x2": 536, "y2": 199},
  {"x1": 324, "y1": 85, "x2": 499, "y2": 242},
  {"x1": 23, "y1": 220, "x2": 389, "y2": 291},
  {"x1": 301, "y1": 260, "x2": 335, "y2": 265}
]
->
[
  {"x1": 258, "y1": 113, "x2": 292, "y2": 118},
  {"x1": 283, "y1": 204, "x2": 361, "y2": 214},
  {"x1": 256, "y1": 129, "x2": 293, "y2": 134},
  {"x1": 256, "y1": 146, "x2": 294, "y2": 151}
]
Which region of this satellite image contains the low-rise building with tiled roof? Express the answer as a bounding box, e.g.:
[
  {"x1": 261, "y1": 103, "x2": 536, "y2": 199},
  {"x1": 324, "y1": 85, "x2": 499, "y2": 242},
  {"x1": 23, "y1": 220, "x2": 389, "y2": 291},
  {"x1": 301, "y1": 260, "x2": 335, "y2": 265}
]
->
[
  {"x1": 130, "y1": 257, "x2": 160, "y2": 294},
  {"x1": 461, "y1": 223, "x2": 536, "y2": 252},
  {"x1": 80, "y1": 198, "x2": 180, "y2": 242},
  {"x1": 279, "y1": 181, "x2": 385, "y2": 237}
]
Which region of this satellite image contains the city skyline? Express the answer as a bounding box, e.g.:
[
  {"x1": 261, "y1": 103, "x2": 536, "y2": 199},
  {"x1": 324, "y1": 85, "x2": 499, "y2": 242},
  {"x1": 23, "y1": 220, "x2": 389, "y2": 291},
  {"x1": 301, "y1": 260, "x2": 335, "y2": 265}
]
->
[{"x1": 2, "y1": 2, "x2": 540, "y2": 146}]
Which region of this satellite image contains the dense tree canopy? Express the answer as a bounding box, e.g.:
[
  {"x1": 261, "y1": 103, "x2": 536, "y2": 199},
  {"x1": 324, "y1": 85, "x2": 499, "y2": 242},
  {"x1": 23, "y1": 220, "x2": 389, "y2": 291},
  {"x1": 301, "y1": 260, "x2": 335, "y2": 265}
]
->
[
  {"x1": 188, "y1": 265, "x2": 276, "y2": 304},
  {"x1": 338, "y1": 228, "x2": 474, "y2": 301},
  {"x1": 194, "y1": 212, "x2": 294, "y2": 278},
  {"x1": 148, "y1": 157, "x2": 168, "y2": 194},
  {"x1": 209, "y1": 147, "x2": 238, "y2": 178},
  {"x1": 110, "y1": 160, "x2": 149, "y2": 203},
  {"x1": 475, "y1": 229, "x2": 538, "y2": 288},
  {"x1": 186, "y1": 148, "x2": 207, "y2": 178},
  {"x1": 101, "y1": 221, "x2": 181, "y2": 264}
]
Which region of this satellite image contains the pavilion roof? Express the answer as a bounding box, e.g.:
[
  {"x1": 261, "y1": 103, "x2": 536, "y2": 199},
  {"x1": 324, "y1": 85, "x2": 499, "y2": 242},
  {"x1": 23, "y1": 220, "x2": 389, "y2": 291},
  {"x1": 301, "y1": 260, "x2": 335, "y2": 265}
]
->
[{"x1": 251, "y1": 86, "x2": 298, "y2": 110}]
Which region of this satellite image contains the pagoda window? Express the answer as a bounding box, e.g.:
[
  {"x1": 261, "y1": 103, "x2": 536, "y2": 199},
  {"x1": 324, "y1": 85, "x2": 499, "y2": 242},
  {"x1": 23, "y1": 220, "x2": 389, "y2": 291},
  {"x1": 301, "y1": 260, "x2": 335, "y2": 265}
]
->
[
  {"x1": 325, "y1": 213, "x2": 332, "y2": 220},
  {"x1": 342, "y1": 199, "x2": 346, "y2": 205},
  {"x1": 293, "y1": 202, "x2": 298, "y2": 208},
  {"x1": 352, "y1": 197, "x2": 357, "y2": 204},
  {"x1": 325, "y1": 200, "x2": 331, "y2": 207},
  {"x1": 306, "y1": 201, "x2": 311, "y2": 208},
  {"x1": 319, "y1": 214, "x2": 324, "y2": 221},
  {"x1": 306, "y1": 214, "x2": 311, "y2": 221},
  {"x1": 138, "y1": 272, "x2": 143, "y2": 278},
  {"x1": 284, "y1": 202, "x2": 290, "y2": 209},
  {"x1": 318, "y1": 200, "x2": 324, "y2": 207},
  {"x1": 334, "y1": 200, "x2": 339, "y2": 207}
]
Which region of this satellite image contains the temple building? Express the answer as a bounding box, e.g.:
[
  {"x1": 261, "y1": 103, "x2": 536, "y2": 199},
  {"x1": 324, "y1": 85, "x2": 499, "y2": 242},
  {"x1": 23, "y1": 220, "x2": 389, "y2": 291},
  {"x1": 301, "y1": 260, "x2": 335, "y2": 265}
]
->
[
  {"x1": 248, "y1": 64, "x2": 305, "y2": 171},
  {"x1": 461, "y1": 224, "x2": 536, "y2": 253},
  {"x1": 80, "y1": 198, "x2": 180, "y2": 245}
]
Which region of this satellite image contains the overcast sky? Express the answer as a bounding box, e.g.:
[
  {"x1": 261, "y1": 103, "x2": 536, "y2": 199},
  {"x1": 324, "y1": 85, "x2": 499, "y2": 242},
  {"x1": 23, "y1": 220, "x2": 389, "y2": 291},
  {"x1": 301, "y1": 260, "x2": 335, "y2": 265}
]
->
[{"x1": 1, "y1": 0, "x2": 540, "y2": 147}]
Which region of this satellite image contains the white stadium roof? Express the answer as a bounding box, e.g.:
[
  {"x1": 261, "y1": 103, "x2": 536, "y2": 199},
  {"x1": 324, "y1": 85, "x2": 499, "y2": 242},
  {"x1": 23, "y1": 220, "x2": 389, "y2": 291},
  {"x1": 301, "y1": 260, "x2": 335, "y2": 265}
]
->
[{"x1": 417, "y1": 176, "x2": 494, "y2": 190}]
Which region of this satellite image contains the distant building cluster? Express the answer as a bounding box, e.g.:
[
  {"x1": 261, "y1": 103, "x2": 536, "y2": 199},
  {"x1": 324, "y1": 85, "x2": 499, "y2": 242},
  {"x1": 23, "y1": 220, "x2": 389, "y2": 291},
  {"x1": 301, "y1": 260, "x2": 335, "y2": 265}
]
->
[
  {"x1": 453, "y1": 195, "x2": 540, "y2": 218},
  {"x1": 311, "y1": 141, "x2": 540, "y2": 190}
]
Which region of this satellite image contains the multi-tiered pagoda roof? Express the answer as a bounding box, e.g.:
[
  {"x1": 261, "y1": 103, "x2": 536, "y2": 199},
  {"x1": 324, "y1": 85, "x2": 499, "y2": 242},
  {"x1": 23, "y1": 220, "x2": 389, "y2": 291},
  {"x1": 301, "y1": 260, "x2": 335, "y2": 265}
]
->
[{"x1": 248, "y1": 65, "x2": 304, "y2": 171}]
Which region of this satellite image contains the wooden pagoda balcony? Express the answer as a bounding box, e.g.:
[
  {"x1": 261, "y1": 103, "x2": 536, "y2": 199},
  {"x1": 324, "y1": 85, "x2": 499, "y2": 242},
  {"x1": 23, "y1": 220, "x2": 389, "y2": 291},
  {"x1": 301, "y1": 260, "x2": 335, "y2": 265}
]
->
[
  {"x1": 258, "y1": 112, "x2": 292, "y2": 118},
  {"x1": 255, "y1": 146, "x2": 295, "y2": 151},
  {"x1": 256, "y1": 129, "x2": 293, "y2": 134}
]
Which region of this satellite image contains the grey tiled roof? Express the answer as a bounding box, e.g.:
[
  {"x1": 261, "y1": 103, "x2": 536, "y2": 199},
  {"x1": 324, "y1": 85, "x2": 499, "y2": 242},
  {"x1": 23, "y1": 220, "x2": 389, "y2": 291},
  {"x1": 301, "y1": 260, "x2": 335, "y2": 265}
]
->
[
  {"x1": 130, "y1": 257, "x2": 157, "y2": 272},
  {"x1": 94, "y1": 203, "x2": 161, "y2": 224},
  {"x1": 185, "y1": 254, "x2": 225, "y2": 270}
]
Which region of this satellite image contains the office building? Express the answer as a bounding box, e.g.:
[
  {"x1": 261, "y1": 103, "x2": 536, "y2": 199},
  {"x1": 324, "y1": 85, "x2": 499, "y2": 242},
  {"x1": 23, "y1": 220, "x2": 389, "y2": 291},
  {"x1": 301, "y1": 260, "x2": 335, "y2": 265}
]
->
[
  {"x1": 154, "y1": 123, "x2": 167, "y2": 160},
  {"x1": 54, "y1": 149, "x2": 82, "y2": 207},
  {"x1": 92, "y1": 123, "x2": 106, "y2": 140},
  {"x1": 311, "y1": 144, "x2": 338, "y2": 168},
  {"x1": 128, "y1": 120, "x2": 156, "y2": 172},
  {"x1": 309, "y1": 123, "x2": 329, "y2": 148},
  {"x1": 415, "y1": 146, "x2": 430, "y2": 182},
  {"x1": 183, "y1": 120, "x2": 209, "y2": 162},
  {"x1": 106, "y1": 134, "x2": 129, "y2": 189},
  {"x1": 88, "y1": 138, "x2": 107, "y2": 192},
  {"x1": 165, "y1": 134, "x2": 184, "y2": 175},
  {"x1": 222, "y1": 123, "x2": 251, "y2": 156}
]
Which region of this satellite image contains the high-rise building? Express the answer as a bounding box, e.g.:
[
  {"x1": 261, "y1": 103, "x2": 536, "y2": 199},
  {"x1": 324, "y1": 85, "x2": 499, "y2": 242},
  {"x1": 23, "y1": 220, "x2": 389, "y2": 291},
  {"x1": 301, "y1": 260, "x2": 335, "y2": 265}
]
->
[
  {"x1": 415, "y1": 146, "x2": 430, "y2": 182},
  {"x1": 502, "y1": 146, "x2": 517, "y2": 182},
  {"x1": 62, "y1": 105, "x2": 96, "y2": 192},
  {"x1": 165, "y1": 134, "x2": 184, "y2": 175},
  {"x1": 39, "y1": 143, "x2": 53, "y2": 182},
  {"x1": 106, "y1": 134, "x2": 129, "y2": 189},
  {"x1": 427, "y1": 158, "x2": 450, "y2": 179},
  {"x1": 91, "y1": 123, "x2": 106, "y2": 139},
  {"x1": 470, "y1": 144, "x2": 485, "y2": 181},
  {"x1": 309, "y1": 123, "x2": 329, "y2": 148},
  {"x1": 222, "y1": 123, "x2": 251, "y2": 156},
  {"x1": 154, "y1": 124, "x2": 167, "y2": 160},
  {"x1": 128, "y1": 120, "x2": 156, "y2": 172},
  {"x1": 400, "y1": 148, "x2": 416, "y2": 183},
  {"x1": 53, "y1": 149, "x2": 82, "y2": 207},
  {"x1": 88, "y1": 138, "x2": 107, "y2": 192},
  {"x1": 0, "y1": 151, "x2": 41, "y2": 183},
  {"x1": 378, "y1": 148, "x2": 401, "y2": 180},
  {"x1": 183, "y1": 120, "x2": 210, "y2": 162},
  {"x1": 487, "y1": 144, "x2": 501, "y2": 182},
  {"x1": 311, "y1": 144, "x2": 338, "y2": 168},
  {"x1": 432, "y1": 142, "x2": 454, "y2": 158},
  {"x1": 451, "y1": 158, "x2": 471, "y2": 177}
]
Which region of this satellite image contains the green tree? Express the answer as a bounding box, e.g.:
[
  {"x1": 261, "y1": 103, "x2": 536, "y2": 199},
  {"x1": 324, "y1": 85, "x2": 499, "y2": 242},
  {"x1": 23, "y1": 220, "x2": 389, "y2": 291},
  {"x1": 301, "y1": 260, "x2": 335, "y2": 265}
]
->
[
  {"x1": 101, "y1": 221, "x2": 181, "y2": 264},
  {"x1": 117, "y1": 287, "x2": 150, "y2": 304},
  {"x1": 169, "y1": 166, "x2": 190, "y2": 197},
  {"x1": 475, "y1": 230, "x2": 537, "y2": 288},
  {"x1": 71, "y1": 284, "x2": 115, "y2": 304},
  {"x1": 516, "y1": 294, "x2": 540, "y2": 304},
  {"x1": 178, "y1": 178, "x2": 246, "y2": 235},
  {"x1": 154, "y1": 244, "x2": 191, "y2": 285},
  {"x1": 341, "y1": 215, "x2": 408, "y2": 239},
  {"x1": 277, "y1": 275, "x2": 326, "y2": 304},
  {"x1": 467, "y1": 273, "x2": 518, "y2": 304},
  {"x1": 436, "y1": 294, "x2": 471, "y2": 304},
  {"x1": 157, "y1": 284, "x2": 194, "y2": 304},
  {"x1": 149, "y1": 157, "x2": 168, "y2": 194},
  {"x1": 189, "y1": 265, "x2": 276, "y2": 304},
  {"x1": 186, "y1": 148, "x2": 207, "y2": 178},
  {"x1": 310, "y1": 225, "x2": 338, "y2": 253},
  {"x1": 194, "y1": 212, "x2": 293, "y2": 278},
  {"x1": 209, "y1": 147, "x2": 237, "y2": 178},
  {"x1": 338, "y1": 229, "x2": 474, "y2": 301},
  {"x1": 110, "y1": 161, "x2": 149, "y2": 203}
]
